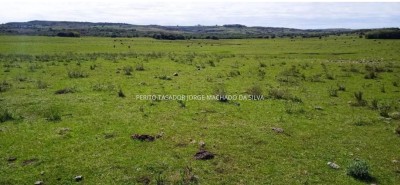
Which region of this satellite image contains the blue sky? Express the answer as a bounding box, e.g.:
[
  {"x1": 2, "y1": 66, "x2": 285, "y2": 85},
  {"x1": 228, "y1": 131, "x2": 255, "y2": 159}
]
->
[{"x1": 1, "y1": 0, "x2": 399, "y2": 29}]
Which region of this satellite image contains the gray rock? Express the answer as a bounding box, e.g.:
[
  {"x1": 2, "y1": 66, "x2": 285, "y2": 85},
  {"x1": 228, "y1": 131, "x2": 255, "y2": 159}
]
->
[
  {"x1": 34, "y1": 181, "x2": 43, "y2": 185},
  {"x1": 272, "y1": 127, "x2": 284, "y2": 133},
  {"x1": 327, "y1": 162, "x2": 340, "y2": 169},
  {"x1": 75, "y1": 175, "x2": 83, "y2": 182}
]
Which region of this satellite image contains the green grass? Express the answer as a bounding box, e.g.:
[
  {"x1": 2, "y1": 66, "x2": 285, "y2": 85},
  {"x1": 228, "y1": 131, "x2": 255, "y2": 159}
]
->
[{"x1": 0, "y1": 35, "x2": 400, "y2": 184}]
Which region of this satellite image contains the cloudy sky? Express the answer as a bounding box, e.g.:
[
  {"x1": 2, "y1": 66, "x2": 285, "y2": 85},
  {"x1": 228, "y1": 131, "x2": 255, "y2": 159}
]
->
[{"x1": 0, "y1": 0, "x2": 399, "y2": 29}]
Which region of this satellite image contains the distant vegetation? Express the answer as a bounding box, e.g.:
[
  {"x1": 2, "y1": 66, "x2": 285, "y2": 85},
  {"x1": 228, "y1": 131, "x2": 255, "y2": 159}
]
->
[
  {"x1": 365, "y1": 28, "x2": 400, "y2": 39},
  {"x1": 0, "y1": 20, "x2": 371, "y2": 39}
]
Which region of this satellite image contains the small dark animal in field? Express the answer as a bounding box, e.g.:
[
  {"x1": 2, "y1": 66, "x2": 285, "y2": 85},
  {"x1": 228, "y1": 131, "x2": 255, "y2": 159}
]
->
[
  {"x1": 194, "y1": 150, "x2": 214, "y2": 160},
  {"x1": 131, "y1": 134, "x2": 155, "y2": 142}
]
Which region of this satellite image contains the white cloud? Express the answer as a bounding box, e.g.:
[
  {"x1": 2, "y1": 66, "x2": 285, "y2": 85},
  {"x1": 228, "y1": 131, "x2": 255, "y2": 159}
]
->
[{"x1": 0, "y1": 0, "x2": 399, "y2": 29}]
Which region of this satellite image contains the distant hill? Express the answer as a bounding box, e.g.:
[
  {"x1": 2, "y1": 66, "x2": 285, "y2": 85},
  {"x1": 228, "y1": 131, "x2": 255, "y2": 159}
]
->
[{"x1": 0, "y1": 20, "x2": 396, "y2": 39}]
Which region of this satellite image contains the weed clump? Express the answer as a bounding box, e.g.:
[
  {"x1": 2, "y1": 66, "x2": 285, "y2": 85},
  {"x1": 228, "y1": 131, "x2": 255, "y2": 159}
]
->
[
  {"x1": 246, "y1": 85, "x2": 264, "y2": 100},
  {"x1": 328, "y1": 87, "x2": 338, "y2": 97},
  {"x1": 45, "y1": 106, "x2": 61, "y2": 122},
  {"x1": 351, "y1": 91, "x2": 367, "y2": 106},
  {"x1": 0, "y1": 109, "x2": 14, "y2": 123},
  {"x1": 0, "y1": 81, "x2": 12, "y2": 92},
  {"x1": 37, "y1": 80, "x2": 49, "y2": 89},
  {"x1": 135, "y1": 63, "x2": 145, "y2": 71},
  {"x1": 68, "y1": 69, "x2": 88, "y2": 78},
  {"x1": 228, "y1": 70, "x2": 241, "y2": 77},
  {"x1": 347, "y1": 160, "x2": 371, "y2": 181},
  {"x1": 123, "y1": 66, "x2": 133, "y2": 75},
  {"x1": 118, "y1": 89, "x2": 125, "y2": 98},
  {"x1": 379, "y1": 104, "x2": 391, "y2": 117},
  {"x1": 213, "y1": 85, "x2": 228, "y2": 102},
  {"x1": 337, "y1": 84, "x2": 346, "y2": 91}
]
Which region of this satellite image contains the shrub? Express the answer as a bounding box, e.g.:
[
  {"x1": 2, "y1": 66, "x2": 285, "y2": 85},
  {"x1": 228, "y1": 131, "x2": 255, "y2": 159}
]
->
[
  {"x1": 364, "y1": 71, "x2": 377, "y2": 79},
  {"x1": 0, "y1": 81, "x2": 12, "y2": 92},
  {"x1": 177, "y1": 100, "x2": 186, "y2": 108},
  {"x1": 268, "y1": 88, "x2": 290, "y2": 100},
  {"x1": 135, "y1": 63, "x2": 145, "y2": 71},
  {"x1": 347, "y1": 160, "x2": 370, "y2": 180},
  {"x1": 379, "y1": 104, "x2": 391, "y2": 117},
  {"x1": 15, "y1": 75, "x2": 28, "y2": 82},
  {"x1": 246, "y1": 85, "x2": 264, "y2": 100},
  {"x1": 123, "y1": 66, "x2": 133, "y2": 75},
  {"x1": 213, "y1": 85, "x2": 228, "y2": 102},
  {"x1": 259, "y1": 62, "x2": 267, "y2": 68},
  {"x1": 45, "y1": 106, "x2": 61, "y2": 122},
  {"x1": 118, "y1": 89, "x2": 125, "y2": 98},
  {"x1": 228, "y1": 70, "x2": 241, "y2": 77},
  {"x1": 325, "y1": 73, "x2": 335, "y2": 80},
  {"x1": 337, "y1": 84, "x2": 346, "y2": 91},
  {"x1": 0, "y1": 109, "x2": 14, "y2": 123},
  {"x1": 370, "y1": 99, "x2": 379, "y2": 110},
  {"x1": 258, "y1": 69, "x2": 266, "y2": 79},
  {"x1": 68, "y1": 70, "x2": 88, "y2": 78},
  {"x1": 328, "y1": 87, "x2": 338, "y2": 97},
  {"x1": 352, "y1": 91, "x2": 367, "y2": 106},
  {"x1": 37, "y1": 80, "x2": 49, "y2": 89}
]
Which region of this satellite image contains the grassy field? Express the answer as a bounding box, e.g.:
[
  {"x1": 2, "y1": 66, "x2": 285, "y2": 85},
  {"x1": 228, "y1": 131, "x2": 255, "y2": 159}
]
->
[{"x1": 1, "y1": 35, "x2": 400, "y2": 184}]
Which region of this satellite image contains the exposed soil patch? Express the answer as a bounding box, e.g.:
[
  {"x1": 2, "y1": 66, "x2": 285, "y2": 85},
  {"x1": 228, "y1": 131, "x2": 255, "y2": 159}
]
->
[
  {"x1": 194, "y1": 150, "x2": 215, "y2": 160},
  {"x1": 131, "y1": 134, "x2": 155, "y2": 142}
]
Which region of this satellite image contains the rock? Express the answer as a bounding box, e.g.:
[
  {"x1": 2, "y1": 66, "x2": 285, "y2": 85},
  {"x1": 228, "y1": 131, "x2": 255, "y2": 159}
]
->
[
  {"x1": 34, "y1": 181, "x2": 43, "y2": 185},
  {"x1": 131, "y1": 134, "x2": 155, "y2": 142},
  {"x1": 173, "y1": 72, "x2": 178, "y2": 76},
  {"x1": 392, "y1": 159, "x2": 399, "y2": 163},
  {"x1": 75, "y1": 175, "x2": 83, "y2": 182},
  {"x1": 155, "y1": 132, "x2": 164, "y2": 138},
  {"x1": 199, "y1": 141, "x2": 206, "y2": 148},
  {"x1": 272, "y1": 127, "x2": 284, "y2": 133},
  {"x1": 194, "y1": 150, "x2": 214, "y2": 160},
  {"x1": 327, "y1": 162, "x2": 340, "y2": 169},
  {"x1": 40, "y1": 171, "x2": 45, "y2": 175},
  {"x1": 314, "y1": 106, "x2": 323, "y2": 110},
  {"x1": 7, "y1": 156, "x2": 17, "y2": 162}
]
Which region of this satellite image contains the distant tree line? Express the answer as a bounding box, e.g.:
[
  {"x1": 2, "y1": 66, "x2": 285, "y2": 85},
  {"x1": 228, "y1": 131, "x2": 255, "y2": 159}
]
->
[
  {"x1": 56, "y1": 31, "x2": 80, "y2": 37},
  {"x1": 365, "y1": 29, "x2": 400, "y2": 39}
]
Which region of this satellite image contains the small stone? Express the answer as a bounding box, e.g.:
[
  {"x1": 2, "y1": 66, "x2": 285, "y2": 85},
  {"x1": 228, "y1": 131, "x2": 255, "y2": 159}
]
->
[
  {"x1": 173, "y1": 72, "x2": 178, "y2": 76},
  {"x1": 75, "y1": 175, "x2": 83, "y2": 182},
  {"x1": 34, "y1": 181, "x2": 43, "y2": 185},
  {"x1": 199, "y1": 141, "x2": 206, "y2": 148},
  {"x1": 40, "y1": 171, "x2": 45, "y2": 175},
  {"x1": 314, "y1": 106, "x2": 323, "y2": 110},
  {"x1": 327, "y1": 162, "x2": 340, "y2": 169},
  {"x1": 272, "y1": 127, "x2": 284, "y2": 133},
  {"x1": 392, "y1": 159, "x2": 399, "y2": 163}
]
